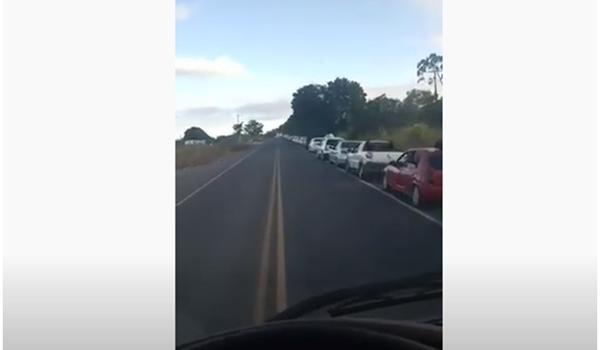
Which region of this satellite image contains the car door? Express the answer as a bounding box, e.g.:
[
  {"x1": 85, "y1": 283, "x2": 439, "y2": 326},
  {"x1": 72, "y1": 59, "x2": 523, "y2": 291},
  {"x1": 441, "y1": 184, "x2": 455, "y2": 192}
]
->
[
  {"x1": 395, "y1": 151, "x2": 418, "y2": 193},
  {"x1": 332, "y1": 143, "x2": 341, "y2": 162},
  {"x1": 386, "y1": 152, "x2": 408, "y2": 190},
  {"x1": 348, "y1": 142, "x2": 364, "y2": 169}
]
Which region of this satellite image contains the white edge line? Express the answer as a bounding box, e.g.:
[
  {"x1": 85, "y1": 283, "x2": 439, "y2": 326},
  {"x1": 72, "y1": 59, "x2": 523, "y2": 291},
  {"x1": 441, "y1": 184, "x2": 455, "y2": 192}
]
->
[
  {"x1": 357, "y1": 179, "x2": 442, "y2": 227},
  {"x1": 307, "y1": 152, "x2": 441, "y2": 226},
  {"x1": 176, "y1": 148, "x2": 259, "y2": 207}
]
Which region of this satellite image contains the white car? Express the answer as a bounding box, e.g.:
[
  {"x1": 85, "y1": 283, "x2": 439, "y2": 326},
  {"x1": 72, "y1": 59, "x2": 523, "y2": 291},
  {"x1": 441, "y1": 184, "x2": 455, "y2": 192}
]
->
[
  {"x1": 316, "y1": 137, "x2": 344, "y2": 161},
  {"x1": 329, "y1": 140, "x2": 362, "y2": 166},
  {"x1": 307, "y1": 138, "x2": 324, "y2": 152},
  {"x1": 345, "y1": 140, "x2": 403, "y2": 179}
]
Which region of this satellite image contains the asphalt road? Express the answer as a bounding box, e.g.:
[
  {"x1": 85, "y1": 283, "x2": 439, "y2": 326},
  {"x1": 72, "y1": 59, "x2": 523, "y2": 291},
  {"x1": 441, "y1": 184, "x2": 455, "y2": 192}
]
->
[{"x1": 176, "y1": 138, "x2": 442, "y2": 345}]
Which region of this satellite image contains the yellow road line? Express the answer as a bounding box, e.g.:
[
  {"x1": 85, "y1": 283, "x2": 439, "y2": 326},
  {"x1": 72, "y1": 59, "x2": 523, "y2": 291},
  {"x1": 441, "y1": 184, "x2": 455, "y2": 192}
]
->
[
  {"x1": 253, "y1": 155, "x2": 277, "y2": 324},
  {"x1": 254, "y1": 148, "x2": 288, "y2": 323}
]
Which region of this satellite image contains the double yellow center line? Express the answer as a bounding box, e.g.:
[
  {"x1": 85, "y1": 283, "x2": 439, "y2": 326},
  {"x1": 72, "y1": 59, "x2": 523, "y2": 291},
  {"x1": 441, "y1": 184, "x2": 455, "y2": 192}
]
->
[{"x1": 254, "y1": 149, "x2": 287, "y2": 323}]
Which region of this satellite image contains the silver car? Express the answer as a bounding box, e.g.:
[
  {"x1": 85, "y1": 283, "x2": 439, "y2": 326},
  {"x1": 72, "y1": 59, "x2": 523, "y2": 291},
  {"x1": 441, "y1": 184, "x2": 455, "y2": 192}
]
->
[
  {"x1": 307, "y1": 137, "x2": 324, "y2": 153},
  {"x1": 329, "y1": 140, "x2": 362, "y2": 166}
]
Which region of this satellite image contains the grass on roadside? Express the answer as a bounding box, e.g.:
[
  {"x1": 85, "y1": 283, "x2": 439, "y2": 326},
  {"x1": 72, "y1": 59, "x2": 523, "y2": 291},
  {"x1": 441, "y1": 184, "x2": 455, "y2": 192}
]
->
[
  {"x1": 348, "y1": 123, "x2": 442, "y2": 151},
  {"x1": 176, "y1": 143, "x2": 251, "y2": 169}
]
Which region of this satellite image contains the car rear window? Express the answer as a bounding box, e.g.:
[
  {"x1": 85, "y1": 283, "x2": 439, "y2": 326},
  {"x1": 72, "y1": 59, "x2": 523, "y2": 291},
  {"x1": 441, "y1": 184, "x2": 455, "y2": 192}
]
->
[
  {"x1": 429, "y1": 154, "x2": 442, "y2": 170},
  {"x1": 364, "y1": 141, "x2": 393, "y2": 151},
  {"x1": 341, "y1": 142, "x2": 359, "y2": 148}
]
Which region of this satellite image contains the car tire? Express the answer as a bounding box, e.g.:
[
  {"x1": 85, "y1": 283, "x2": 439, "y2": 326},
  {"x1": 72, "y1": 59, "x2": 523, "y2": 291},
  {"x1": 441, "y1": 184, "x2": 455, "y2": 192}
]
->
[{"x1": 411, "y1": 186, "x2": 421, "y2": 207}]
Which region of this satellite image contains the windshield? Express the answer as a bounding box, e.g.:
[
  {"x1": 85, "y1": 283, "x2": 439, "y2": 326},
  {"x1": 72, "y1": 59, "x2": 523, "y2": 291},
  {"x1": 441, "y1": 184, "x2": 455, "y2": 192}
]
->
[{"x1": 175, "y1": 1, "x2": 443, "y2": 345}]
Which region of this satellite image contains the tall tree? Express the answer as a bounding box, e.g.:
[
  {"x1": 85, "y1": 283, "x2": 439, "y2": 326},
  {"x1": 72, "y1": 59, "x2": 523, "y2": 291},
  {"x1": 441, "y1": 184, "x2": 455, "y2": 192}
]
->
[
  {"x1": 285, "y1": 84, "x2": 334, "y2": 137},
  {"x1": 417, "y1": 53, "x2": 443, "y2": 100},
  {"x1": 325, "y1": 78, "x2": 367, "y2": 133},
  {"x1": 243, "y1": 119, "x2": 264, "y2": 136}
]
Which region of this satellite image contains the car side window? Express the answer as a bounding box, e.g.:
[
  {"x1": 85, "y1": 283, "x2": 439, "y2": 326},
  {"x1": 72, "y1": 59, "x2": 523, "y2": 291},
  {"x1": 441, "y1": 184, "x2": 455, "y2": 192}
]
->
[
  {"x1": 405, "y1": 151, "x2": 417, "y2": 165},
  {"x1": 412, "y1": 152, "x2": 420, "y2": 165},
  {"x1": 397, "y1": 152, "x2": 410, "y2": 165},
  {"x1": 397, "y1": 151, "x2": 417, "y2": 168}
]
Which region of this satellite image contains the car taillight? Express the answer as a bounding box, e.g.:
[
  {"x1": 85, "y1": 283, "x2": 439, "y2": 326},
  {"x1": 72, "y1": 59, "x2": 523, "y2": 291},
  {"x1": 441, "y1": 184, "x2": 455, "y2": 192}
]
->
[{"x1": 365, "y1": 152, "x2": 373, "y2": 159}]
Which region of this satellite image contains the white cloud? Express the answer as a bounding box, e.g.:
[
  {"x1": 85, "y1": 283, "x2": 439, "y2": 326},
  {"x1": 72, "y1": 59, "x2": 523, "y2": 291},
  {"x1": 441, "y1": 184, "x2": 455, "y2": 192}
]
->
[
  {"x1": 176, "y1": 99, "x2": 292, "y2": 137},
  {"x1": 176, "y1": 3, "x2": 191, "y2": 22},
  {"x1": 412, "y1": 0, "x2": 441, "y2": 14},
  {"x1": 365, "y1": 82, "x2": 425, "y2": 100},
  {"x1": 177, "y1": 100, "x2": 291, "y2": 121},
  {"x1": 235, "y1": 100, "x2": 291, "y2": 119},
  {"x1": 176, "y1": 56, "x2": 249, "y2": 78}
]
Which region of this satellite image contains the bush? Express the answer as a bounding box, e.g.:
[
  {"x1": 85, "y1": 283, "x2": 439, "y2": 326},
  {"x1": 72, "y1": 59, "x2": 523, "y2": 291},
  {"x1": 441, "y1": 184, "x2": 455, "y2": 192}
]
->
[
  {"x1": 354, "y1": 123, "x2": 442, "y2": 151},
  {"x1": 175, "y1": 143, "x2": 252, "y2": 169}
]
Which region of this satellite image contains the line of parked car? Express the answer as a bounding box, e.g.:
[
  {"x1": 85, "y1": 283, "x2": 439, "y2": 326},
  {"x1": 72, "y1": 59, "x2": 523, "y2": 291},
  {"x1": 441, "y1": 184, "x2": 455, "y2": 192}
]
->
[{"x1": 280, "y1": 133, "x2": 442, "y2": 208}]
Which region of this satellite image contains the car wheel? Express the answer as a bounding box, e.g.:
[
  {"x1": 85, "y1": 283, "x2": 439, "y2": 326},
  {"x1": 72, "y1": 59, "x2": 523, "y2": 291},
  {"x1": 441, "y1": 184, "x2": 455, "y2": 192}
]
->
[
  {"x1": 344, "y1": 161, "x2": 351, "y2": 172},
  {"x1": 411, "y1": 186, "x2": 421, "y2": 207}
]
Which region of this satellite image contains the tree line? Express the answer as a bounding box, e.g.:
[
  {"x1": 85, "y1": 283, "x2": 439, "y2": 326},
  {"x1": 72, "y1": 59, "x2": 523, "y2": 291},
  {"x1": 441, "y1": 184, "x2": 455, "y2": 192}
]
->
[{"x1": 278, "y1": 53, "x2": 442, "y2": 139}]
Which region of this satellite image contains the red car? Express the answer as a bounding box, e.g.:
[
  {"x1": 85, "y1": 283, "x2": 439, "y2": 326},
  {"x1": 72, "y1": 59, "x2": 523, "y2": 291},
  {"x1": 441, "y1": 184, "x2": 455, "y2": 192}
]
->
[{"x1": 382, "y1": 148, "x2": 442, "y2": 207}]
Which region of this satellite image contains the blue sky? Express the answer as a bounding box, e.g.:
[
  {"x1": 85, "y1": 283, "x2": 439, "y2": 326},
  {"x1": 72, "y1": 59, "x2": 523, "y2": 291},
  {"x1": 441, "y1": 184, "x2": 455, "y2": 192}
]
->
[{"x1": 176, "y1": 0, "x2": 441, "y2": 138}]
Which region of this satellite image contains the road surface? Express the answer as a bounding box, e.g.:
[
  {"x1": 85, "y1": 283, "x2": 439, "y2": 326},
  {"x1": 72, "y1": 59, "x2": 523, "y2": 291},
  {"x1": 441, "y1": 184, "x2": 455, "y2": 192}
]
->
[{"x1": 176, "y1": 138, "x2": 442, "y2": 345}]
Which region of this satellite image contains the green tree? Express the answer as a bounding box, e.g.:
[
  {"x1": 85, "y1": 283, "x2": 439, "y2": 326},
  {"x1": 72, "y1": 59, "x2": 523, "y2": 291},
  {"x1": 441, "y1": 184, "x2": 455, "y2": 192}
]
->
[
  {"x1": 278, "y1": 77, "x2": 442, "y2": 140},
  {"x1": 243, "y1": 119, "x2": 264, "y2": 136},
  {"x1": 182, "y1": 126, "x2": 213, "y2": 142},
  {"x1": 417, "y1": 53, "x2": 443, "y2": 100},
  {"x1": 325, "y1": 78, "x2": 367, "y2": 133},
  {"x1": 363, "y1": 94, "x2": 404, "y2": 130},
  {"x1": 232, "y1": 122, "x2": 244, "y2": 135},
  {"x1": 284, "y1": 84, "x2": 334, "y2": 137},
  {"x1": 404, "y1": 89, "x2": 435, "y2": 111},
  {"x1": 417, "y1": 98, "x2": 442, "y2": 128}
]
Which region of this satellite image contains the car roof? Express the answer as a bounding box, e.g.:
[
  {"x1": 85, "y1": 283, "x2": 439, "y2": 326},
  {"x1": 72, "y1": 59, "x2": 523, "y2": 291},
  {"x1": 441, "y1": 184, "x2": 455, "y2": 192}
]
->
[{"x1": 406, "y1": 147, "x2": 441, "y2": 153}]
